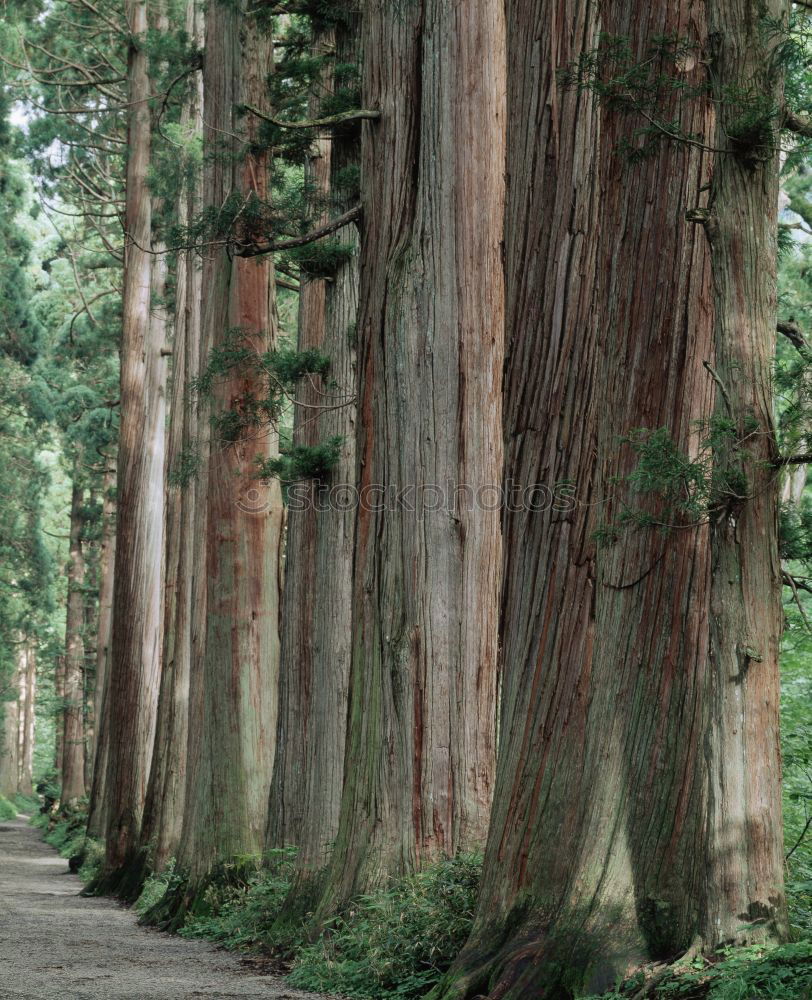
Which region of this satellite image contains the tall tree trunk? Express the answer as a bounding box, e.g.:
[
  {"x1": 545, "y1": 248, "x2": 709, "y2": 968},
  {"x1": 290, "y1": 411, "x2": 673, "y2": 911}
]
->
[
  {"x1": 61, "y1": 476, "x2": 87, "y2": 806},
  {"x1": 54, "y1": 654, "x2": 65, "y2": 777},
  {"x1": 0, "y1": 647, "x2": 22, "y2": 799},
  {"x1": 700, "y1": 0, "x2": 790, "y2": 945},
  {"x1": 267, "y1": 8, "x2": 359, "y2": 893},
  {"x1": 316, "y1": 0, "x2": 504, "y2": 915},
  {"x1": 173, "y1": 0, "x2": 283, "y2": 907},
  {"x1": 140, "y1": 0, "x2": 204, "y2": 873},
  {"x1": 95, "y1": 0, "x2": 168, "y2": 888},
  {"x1": 86, "y1": 466, "x2": 116, "y2": 837},
  {"x1": 82, "y1": 494, "x2": 99, "y2": 795},
  {"x1": 435, "y1": 3, "x2": 792, "y2": 997},
  {"x1": 18, "y1": 645, "x2": 35, "y2": 798}
]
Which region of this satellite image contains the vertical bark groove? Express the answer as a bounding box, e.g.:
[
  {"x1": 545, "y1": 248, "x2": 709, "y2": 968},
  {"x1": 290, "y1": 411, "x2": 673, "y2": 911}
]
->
[{"x1": 318, "y1": 0, "x2": 505, "y2": 913}]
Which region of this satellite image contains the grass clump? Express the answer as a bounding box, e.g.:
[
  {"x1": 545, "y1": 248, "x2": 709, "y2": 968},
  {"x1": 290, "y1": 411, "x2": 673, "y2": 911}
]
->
[
  {"x1": 179, "y1": 849, "x2": 297, "y2": 951},
  {"x1": 288, "y1": 854, "x2": 482, "y2": 1000},
  {"x1": 0, "y1": 794, "x2": 17, "y2": 820}
]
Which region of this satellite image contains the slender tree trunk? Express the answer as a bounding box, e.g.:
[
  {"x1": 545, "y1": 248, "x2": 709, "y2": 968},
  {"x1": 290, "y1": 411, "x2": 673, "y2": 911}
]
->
[
  {"x1": 173, "y1": 0, "x2": 283, "y2": 905},
  {"x1": 0, "y1": 648, "x2": 22, "y2": 799},
  {"x1": 268, "y1": 9, "x2": 359, "y2": 891},
  {"x1": 140, "y1": 0, "x2": 204, "y2": 872},
  {"x1": 54, "y1": 654, "x2": 65, "y2": 776},
  {"x1": 316, "y1": 0, "x2": 504, "y2": 916},
  {"x1": 61, "y1": 476, "x2": 87, "y2": 806},
  {"x1": 18, "y1": 645, "x2": 35, "y2": 798},
  {"x1": 82, "y1": 502, "x2": 99, "y2": 794},
  {"x1": 95, "y1": 0, "x2": 168, "y2": 887},
  {"x1": 86, "y1": 467, "x2": 116, "y2": 837},
  {"x1": 700, "y1": 0, "x2": 790, "y2": 945}
]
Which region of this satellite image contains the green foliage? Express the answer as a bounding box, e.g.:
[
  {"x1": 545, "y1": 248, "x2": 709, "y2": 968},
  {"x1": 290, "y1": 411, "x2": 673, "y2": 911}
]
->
[
  {"x1": 0, "y1": 795, "x2": 17, "y2": 820},
  {"x1": 135, "y1": 859, "x2": 185, "y2": 917},
  {"x1": 583, "y1": 942, "x2": 812, "y2": 999},
  {"x1": 179, "y1": 848, "x2": 298, "y2": 952},
  {"x1": 167, "y1": 444, "x2": 201, "y2": 489},
  {"x1": 591, "y1": 419, "x2": 756, "y2": 543},
  {"x1": 280, "y1": 238, "x2": 356, "y2": 279},
  {"x1": 258, "y1": 436, "x2": 343, "y2": 483},
  {"x1": 13, "y1": 792, "x2": 40, "y2": 814},
  {"x1": 271, "y1": 346, "x2": 331, "y2": 383},
  {"x1": 288, "y1": 855, "x2": 482, "y2": 1000},
  {"x1": 195, "y1": 333, "x2": 335, "y2": 455},
  {"x1": 558, "y1": 33, "x2": 709, "y2": 162}
]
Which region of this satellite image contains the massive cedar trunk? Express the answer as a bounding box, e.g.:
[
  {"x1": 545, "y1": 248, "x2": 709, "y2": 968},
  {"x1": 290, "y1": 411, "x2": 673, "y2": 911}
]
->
[
  {"x1": 174, "y1": 0, "x2": 282, "y2": 900},
  {"x1": 86, "y1": 467, "x2": 116, "y2": 837},
  {"x1": 61, "y1": 476, "x2": 87, "y2": 806},
  {"x1": 317, "y1": 0, "x2": 504, "y2": 913},
  {"x1": 267, "y1": 10, "x2": 359, "y2": 889},
  {"x1": 699, "y1": 0, "x2": 789, "y2": 944},
  {"x1": 139, "y1": 0, "x2": 204, "y2": 874},
  {"x1": 95, "y1": 0, "x2": 168, "y2": 884},
  {"x1": 433, "y1": 2, "x2": 724, "y2": 996},
  {"x1": 18, "y1": 644, "x2": 35, "y2": 798}
]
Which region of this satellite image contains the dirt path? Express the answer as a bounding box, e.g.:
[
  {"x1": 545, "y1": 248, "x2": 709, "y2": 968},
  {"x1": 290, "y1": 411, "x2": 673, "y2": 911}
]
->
[{"x1": 0, "y1": 817, "x2": 328, "y2": 1000}]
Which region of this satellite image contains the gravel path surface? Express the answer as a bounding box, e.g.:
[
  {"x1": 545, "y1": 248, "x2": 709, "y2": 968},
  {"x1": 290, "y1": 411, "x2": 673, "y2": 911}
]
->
[{"x1": 0, "y1": 817, "x2": 328, "y2": 1000}]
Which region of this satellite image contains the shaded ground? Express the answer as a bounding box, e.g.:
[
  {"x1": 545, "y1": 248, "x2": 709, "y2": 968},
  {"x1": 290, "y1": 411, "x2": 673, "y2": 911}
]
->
[{"x1": 0, "y1": 817, "x2": 328, "y2": 1000}]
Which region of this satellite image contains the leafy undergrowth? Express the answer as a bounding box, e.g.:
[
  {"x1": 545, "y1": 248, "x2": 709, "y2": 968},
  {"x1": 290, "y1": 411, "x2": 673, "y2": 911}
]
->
[
  {"x1": 287, "y1": 855, "x2": 482, "y2": 1000},
  {"x1": 35, "y1": 804, "x2": 104, "y2": 881},
  {"x1": 0, "y1": 794, "x2": 16, "y2": 820},
  {"x1": 177, "y1": 849, "x2": 300, "y2": 951},
  {"x1": 134, "y1": 859, "x2": 185, "y2": 917},
  {"x1": 586, "y1": 940, "x2": 812, "y2": 1000},
  {"x1": 14, "y1": 792, "x2": 41, "y2": 814}
]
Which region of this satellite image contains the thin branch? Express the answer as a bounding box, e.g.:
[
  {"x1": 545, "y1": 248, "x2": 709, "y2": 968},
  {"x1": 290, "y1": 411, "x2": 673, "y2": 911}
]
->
[
  {"x1": 778, "y1": 320, "x2": 808, "y2": 351},
  {"x1": 275, "y1": 276, "x2": 300, "y2": 292},
  {"x1": 234, "y1": 204, "x2": 362, "y2": 258},
  {"x1": 242, "y1": 105, "x2": 380, "y2": 129},
  {"x1": 783, "y1": 571, "x2": 812, "y2": 633},
  {"x1": 784, "y1": 106, "x2": 812, "y2": 139},
  {"x1": 786, "y1": 814, "x2": 812, "y2": 861},
  {"x1": 702, "y1": 361, "x2": 733, "y2": 415}
]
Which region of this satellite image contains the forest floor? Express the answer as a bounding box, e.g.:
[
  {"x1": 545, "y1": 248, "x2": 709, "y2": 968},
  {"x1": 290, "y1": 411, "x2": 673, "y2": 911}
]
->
[{"x1": 0, "y1": 817, "x2": 330, "y2": 1000}]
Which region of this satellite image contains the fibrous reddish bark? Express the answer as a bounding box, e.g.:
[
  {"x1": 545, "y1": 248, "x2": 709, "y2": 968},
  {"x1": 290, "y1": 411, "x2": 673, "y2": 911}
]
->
[
  {"x1": 95, "y1": 0, "x2": 168, "y2": 883},
  {"x1": 700, "y1": 0, "x2": 789, "y2": 945},
  {"x1": 317, "y1": 0, "x2": 505, "y2": 913},
  {"x1": 173, "y1": 0, "x2": 283, "y2": 900},
  {"x1": 86, "y1": 466, "x2": 116, "y2": 837},
  {"x1": 268, "y1": 11, "x2": 359, "y2": 887},
  {"x1": 435, "y1": 2, "x2": 789, "y2": 996},
  {"x1": 139, "y1": 0, "x2": 204, "y2": 874}
]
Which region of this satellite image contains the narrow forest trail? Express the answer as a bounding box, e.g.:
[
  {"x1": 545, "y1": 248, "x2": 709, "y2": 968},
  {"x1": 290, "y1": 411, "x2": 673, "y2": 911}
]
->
[{"x1": 0, "y1": 818, "x2": 329, "y2": 1000}]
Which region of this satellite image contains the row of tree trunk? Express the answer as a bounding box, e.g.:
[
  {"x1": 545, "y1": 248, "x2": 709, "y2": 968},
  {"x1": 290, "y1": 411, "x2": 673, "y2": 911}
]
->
[
  {"x1": 77, "y1": 0, "x2": 790, "y2": 994},
  {"x1": 0, "y1": 643, "x2": 36, "y2": 800}
]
